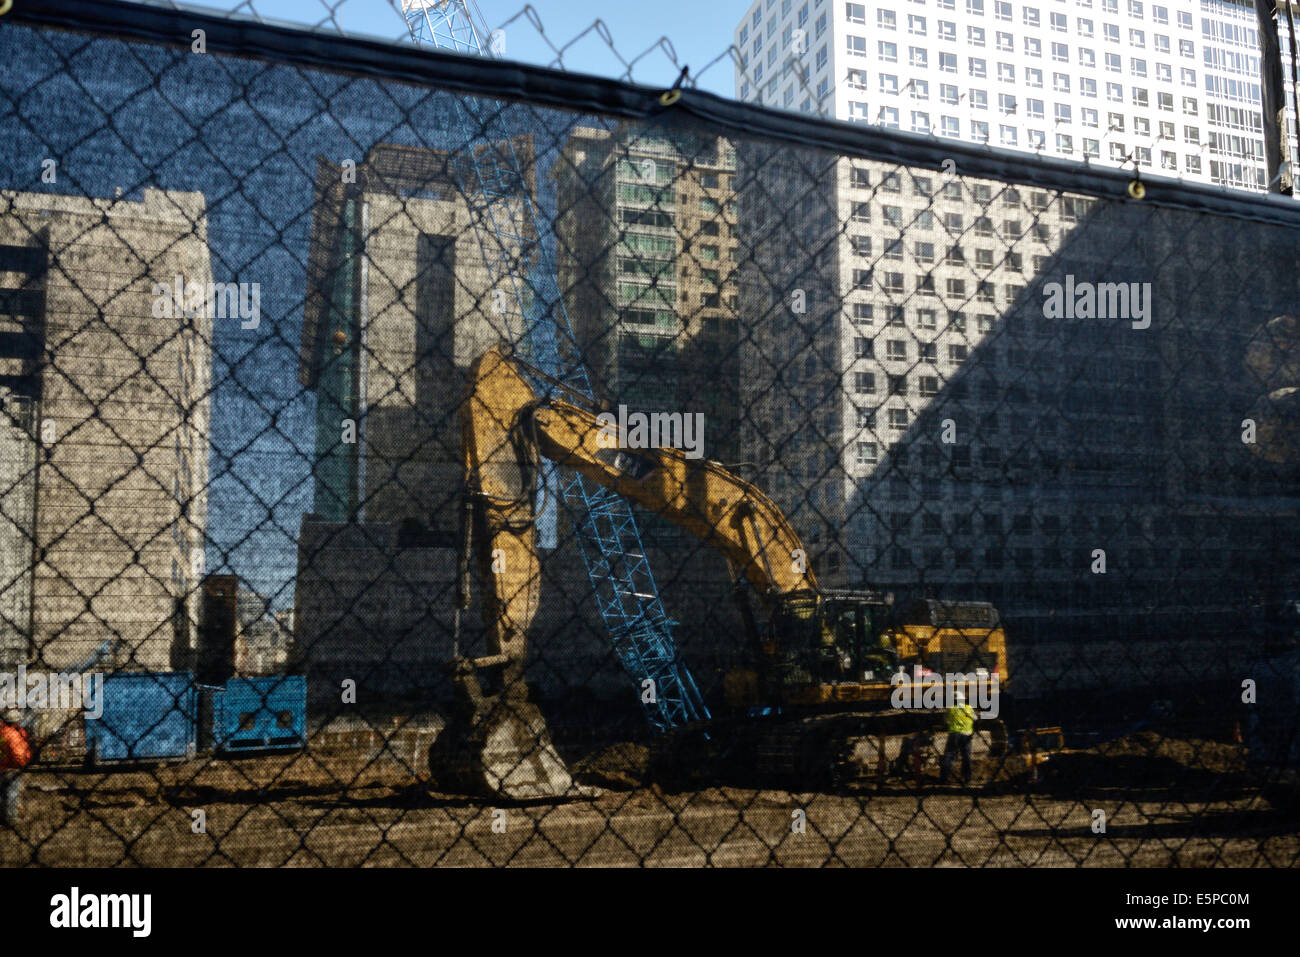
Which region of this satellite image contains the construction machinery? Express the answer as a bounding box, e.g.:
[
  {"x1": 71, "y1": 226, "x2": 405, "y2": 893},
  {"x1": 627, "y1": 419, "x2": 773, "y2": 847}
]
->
[{"x1": 428, "y1": 344, "x2": 1010, "y2": 799}]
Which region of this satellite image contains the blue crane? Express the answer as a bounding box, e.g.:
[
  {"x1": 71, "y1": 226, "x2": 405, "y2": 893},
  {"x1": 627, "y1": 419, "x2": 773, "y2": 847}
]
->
[{"x1": 400, "y1": 0, "x2": 709, "y2": 731}]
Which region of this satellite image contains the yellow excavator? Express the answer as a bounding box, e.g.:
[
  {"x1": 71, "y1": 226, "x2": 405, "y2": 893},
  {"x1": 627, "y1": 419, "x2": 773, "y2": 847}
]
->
[{"x1": 427, "y1": 344, "x2": 1009, "y2": 799}]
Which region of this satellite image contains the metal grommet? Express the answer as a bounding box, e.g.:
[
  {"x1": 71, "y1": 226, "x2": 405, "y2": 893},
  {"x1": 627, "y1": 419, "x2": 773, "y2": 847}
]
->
[
  {"x1": 0, "y1": 0, "x2": 13, "y2": 16},
  {"x1": 658, "y1": 88, "x2": 682, "y2": 107},
  {"x1": 1127, "y1": 179, "x2": 1146, "y2": 200}
]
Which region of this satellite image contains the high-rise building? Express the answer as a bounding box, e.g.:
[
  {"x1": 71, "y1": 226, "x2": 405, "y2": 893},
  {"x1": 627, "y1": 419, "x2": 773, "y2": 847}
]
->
[
  {"x1": 0, "y1": 188, "x2": 212, "y2": 672},
  {"x1": 730, "y1": 1, "x2": 1300, "y2": 681},
  {"x1": 298, "y1": 141, "x2": 534, "y2": 537},
  {"x1": 293, "y1": 136, "x2": 753, "y2": 702},
  {"x1": 734, "y1": 139, "x2": 1299, "y2": 674},
  {"x1": 552, "y1": 125, "x2": 742, "y2": 465},
  {"x1": 734, "y1": 0, "x2": 1296, "y2": 192},
  {"x1": 294, "y1": 140, "x2": 539, "y2": 693}
]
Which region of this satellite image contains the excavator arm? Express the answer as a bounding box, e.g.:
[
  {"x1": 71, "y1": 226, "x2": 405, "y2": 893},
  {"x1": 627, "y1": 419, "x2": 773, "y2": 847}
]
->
[{"x1": 460, "y1": 343, "x2": 818, "y2": 676}]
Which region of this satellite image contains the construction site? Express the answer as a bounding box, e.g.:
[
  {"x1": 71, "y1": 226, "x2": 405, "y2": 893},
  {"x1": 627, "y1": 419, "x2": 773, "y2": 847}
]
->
[{"x1": 0, "y1": 0, "x2": 1299, "y2": 875}]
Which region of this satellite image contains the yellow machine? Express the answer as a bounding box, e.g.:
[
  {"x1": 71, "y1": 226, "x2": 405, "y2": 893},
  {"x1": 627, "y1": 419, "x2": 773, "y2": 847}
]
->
[{"x1": 428, "y1": 344, "x2": 1009, "y2": 799}]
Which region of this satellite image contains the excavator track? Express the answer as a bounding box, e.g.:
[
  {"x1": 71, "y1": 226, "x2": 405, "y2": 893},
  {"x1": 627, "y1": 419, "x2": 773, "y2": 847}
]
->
[{"x1": 651, "y1": 710, "x2": 1009, "y2": 791}]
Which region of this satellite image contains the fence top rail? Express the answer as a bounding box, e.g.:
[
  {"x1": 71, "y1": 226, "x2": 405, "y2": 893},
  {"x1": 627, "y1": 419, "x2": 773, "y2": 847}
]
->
[{"x1": 10, "y1": 0, "x2": 1300, "y2": 231}]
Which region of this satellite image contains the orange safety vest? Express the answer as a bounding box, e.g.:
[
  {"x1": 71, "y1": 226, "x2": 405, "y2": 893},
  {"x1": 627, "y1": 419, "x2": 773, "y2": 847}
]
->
[{"x1": 0, "y1": 724, "x2": 32, "y2": 770}]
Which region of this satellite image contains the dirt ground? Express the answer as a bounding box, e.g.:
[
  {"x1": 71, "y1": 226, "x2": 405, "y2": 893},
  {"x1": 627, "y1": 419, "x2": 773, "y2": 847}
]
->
[{"x1": 4, "y1": 728, "x2": 1297, "y2": 867}]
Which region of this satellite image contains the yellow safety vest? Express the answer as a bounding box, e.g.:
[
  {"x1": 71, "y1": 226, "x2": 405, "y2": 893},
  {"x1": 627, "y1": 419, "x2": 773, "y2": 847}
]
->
[{"x1": 947, "y1": 704, "x2": 975, "y2": 735}]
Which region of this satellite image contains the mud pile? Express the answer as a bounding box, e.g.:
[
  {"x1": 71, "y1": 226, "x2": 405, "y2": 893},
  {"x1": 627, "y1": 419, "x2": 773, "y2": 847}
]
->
[{"x1": 571, "y1": 742, "x2": 650, "y2": 790}]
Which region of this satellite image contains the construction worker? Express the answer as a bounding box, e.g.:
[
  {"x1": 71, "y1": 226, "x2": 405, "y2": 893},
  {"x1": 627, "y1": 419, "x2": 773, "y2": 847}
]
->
[
  {"x1": 0, "y1": 711, "x2": 32, "y2": 826},
  {"x1": 939, "y1": 691, "x2": 975, "y2": 785}
]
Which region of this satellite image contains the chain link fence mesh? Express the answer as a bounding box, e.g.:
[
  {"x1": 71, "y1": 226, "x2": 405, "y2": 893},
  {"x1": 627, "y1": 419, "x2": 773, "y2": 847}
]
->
[{"x1": 0, "y1": 0, "x2": 1298, "y2": 867}]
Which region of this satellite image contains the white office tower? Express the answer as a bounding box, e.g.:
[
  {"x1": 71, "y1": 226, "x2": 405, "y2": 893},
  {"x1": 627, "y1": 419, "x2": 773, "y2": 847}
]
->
[{"x1": 735, "y1": 0, "x2": 1298, "y2": 191}]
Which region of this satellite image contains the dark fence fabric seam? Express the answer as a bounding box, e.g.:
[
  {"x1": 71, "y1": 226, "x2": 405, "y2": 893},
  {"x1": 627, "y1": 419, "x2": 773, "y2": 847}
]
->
[{"x1": 8, "y1": 0, "x2": 1300, "y2": 230}]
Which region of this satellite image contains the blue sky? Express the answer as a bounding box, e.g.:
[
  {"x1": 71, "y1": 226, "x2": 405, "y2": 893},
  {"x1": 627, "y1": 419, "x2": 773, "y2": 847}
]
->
[{"x1": 185, "y1": 0, "x2": 747, "y2": 96}]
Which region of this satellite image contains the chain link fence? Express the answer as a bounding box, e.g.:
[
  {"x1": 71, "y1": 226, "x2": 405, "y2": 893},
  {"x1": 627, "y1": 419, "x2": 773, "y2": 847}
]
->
[{"x1": 0, "y1": 0, "x2": 1298, "y2": 867}]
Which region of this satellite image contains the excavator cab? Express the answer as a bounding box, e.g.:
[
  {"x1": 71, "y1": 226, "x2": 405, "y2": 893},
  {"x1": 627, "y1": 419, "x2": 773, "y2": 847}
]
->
[{"x1": 757, "y1": 589, "x2": 899, "y2": 703}]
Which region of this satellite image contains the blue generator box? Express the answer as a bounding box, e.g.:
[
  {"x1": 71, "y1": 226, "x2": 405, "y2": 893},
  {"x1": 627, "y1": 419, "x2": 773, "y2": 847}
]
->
[
  {"x1": 212, "y1": 676, "x2": 307, "y2": 753},
  {"x1": 85, "y1": 672, "x2": 197, "y2": 764}
]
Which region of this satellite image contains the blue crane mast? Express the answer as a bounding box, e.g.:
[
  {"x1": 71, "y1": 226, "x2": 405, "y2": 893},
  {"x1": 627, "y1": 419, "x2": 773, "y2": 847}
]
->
[{"x1": 400, "y1": 0, "x2": 709, "y2": 731}]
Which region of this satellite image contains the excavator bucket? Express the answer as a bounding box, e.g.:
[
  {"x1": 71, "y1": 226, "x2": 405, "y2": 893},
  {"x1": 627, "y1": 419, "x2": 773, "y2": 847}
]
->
[{"x1": 427, "y1": 664, "x2": 590, "y2": 801}]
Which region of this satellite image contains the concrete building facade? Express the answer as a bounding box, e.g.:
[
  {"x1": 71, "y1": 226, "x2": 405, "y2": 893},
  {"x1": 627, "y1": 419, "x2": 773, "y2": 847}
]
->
[
  {"x1": 298, "y1": 141, "x2": 533, "y2": 537},
  {"x1": 733, "y1": 144, "x2": 1299, "y2": 673},
  {"x1": 294, "y1": 141, "x2": 540, "y2": 692},
  {"x1": 0, "y1": 387, "x2": 37, "y2": 672},
  {"x1": 293, "y1": 138, "x2": 753, "y2": 707},
  {"x1": 0, "y1": 188, "x2": 212, "y2": 672}
]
